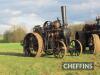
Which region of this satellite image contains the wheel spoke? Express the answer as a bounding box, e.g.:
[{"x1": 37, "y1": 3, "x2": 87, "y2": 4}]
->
[
  {"x1": 53, "y1": 41, "x2": 66, "y2": 58},
  {"x1": 23, "y1": 32, "x2": 44, "y2": 57}
]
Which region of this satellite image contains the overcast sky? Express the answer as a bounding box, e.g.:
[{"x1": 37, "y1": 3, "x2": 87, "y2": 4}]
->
[{"x1": 0, "y1": 0, "x2": 100, "y2": 34}]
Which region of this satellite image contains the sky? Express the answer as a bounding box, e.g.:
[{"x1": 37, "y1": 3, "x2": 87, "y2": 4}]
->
[{"x1": 0, "y1": 0, "x2": 100, "y2": 34}]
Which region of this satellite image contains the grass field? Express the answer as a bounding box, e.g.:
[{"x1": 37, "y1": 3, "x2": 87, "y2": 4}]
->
[{"x1": 0, "y1": 43, "x2": 100, "y2": 75}]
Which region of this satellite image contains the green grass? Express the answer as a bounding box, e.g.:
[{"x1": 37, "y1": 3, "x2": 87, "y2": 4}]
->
[
  {"x1": 0, "y1": 43, "x2": 100, "y2": 75},
  {"x1": 0, "y1": 43, "x2": 22, "y2": 50}
]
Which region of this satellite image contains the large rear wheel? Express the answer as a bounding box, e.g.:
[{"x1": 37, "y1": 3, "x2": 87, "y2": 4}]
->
[
  {"x1": 23, "y1": 32, "x2": 44, "y2": 57},
  {"x1": 92, "y1": 34, "x2": 100, "y2": 54}
]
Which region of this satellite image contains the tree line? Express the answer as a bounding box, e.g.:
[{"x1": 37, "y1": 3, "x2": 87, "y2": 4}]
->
[
  {"x1": 3, "y1": 25, "x2": 27, "y2": 43},
  {"x1": 1, "y1": 24, "x2": 84, "y2": 43}
]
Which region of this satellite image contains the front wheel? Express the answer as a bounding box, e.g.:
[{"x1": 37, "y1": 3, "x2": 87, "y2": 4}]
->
[
  {"x1": 69, "y1": 40, "x2": 83, "y2": 56},
  {"x1": 53, "y1": 41, "x2": 67, "y2": 58}
]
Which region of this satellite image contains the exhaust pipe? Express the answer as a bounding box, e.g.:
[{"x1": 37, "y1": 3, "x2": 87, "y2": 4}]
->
[{"x1": 61, "y1": 6, "x2": 68, "y2": 26}]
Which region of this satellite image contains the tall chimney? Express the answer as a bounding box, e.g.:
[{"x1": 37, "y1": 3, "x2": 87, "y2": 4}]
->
[{"x1": 61, "y1": 6, "x2": 67, "y2": 26}]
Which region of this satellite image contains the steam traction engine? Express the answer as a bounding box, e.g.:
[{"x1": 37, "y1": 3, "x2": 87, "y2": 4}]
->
[
  {"x1": 22, "y1": 6, "x2": 82, "y2": 58},
  {"x1": 75, "y1": 16, "x2": 100, "y2": 54}
]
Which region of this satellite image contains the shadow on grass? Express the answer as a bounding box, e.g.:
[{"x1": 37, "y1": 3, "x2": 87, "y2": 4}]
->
[
  {"x1": 42, "y1": 54, "x2": 60, "y2": 58},
  {"x1": 0, "y1": 52, "x2": 77, "y2": 58},
  {"x1": 43, "y1": 55, "x2": 55, "y2": 58},
  {"x1": 0, "y1": 52, "x2": 24, "y2": 57},
  {"x1": 0, "y1": 52, "x2": 51, "y2": 58}
]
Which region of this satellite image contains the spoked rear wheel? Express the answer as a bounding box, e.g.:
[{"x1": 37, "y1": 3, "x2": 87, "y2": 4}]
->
[
  {"x1": 53, "y1": 41, "x2": 67, "y2": 58},
  {"x1": 23, "y1": 32, "x2": 44, "y2": 57},
  {"x1": 69, "y1": 40, "x2": 82, "y2": 56}
]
